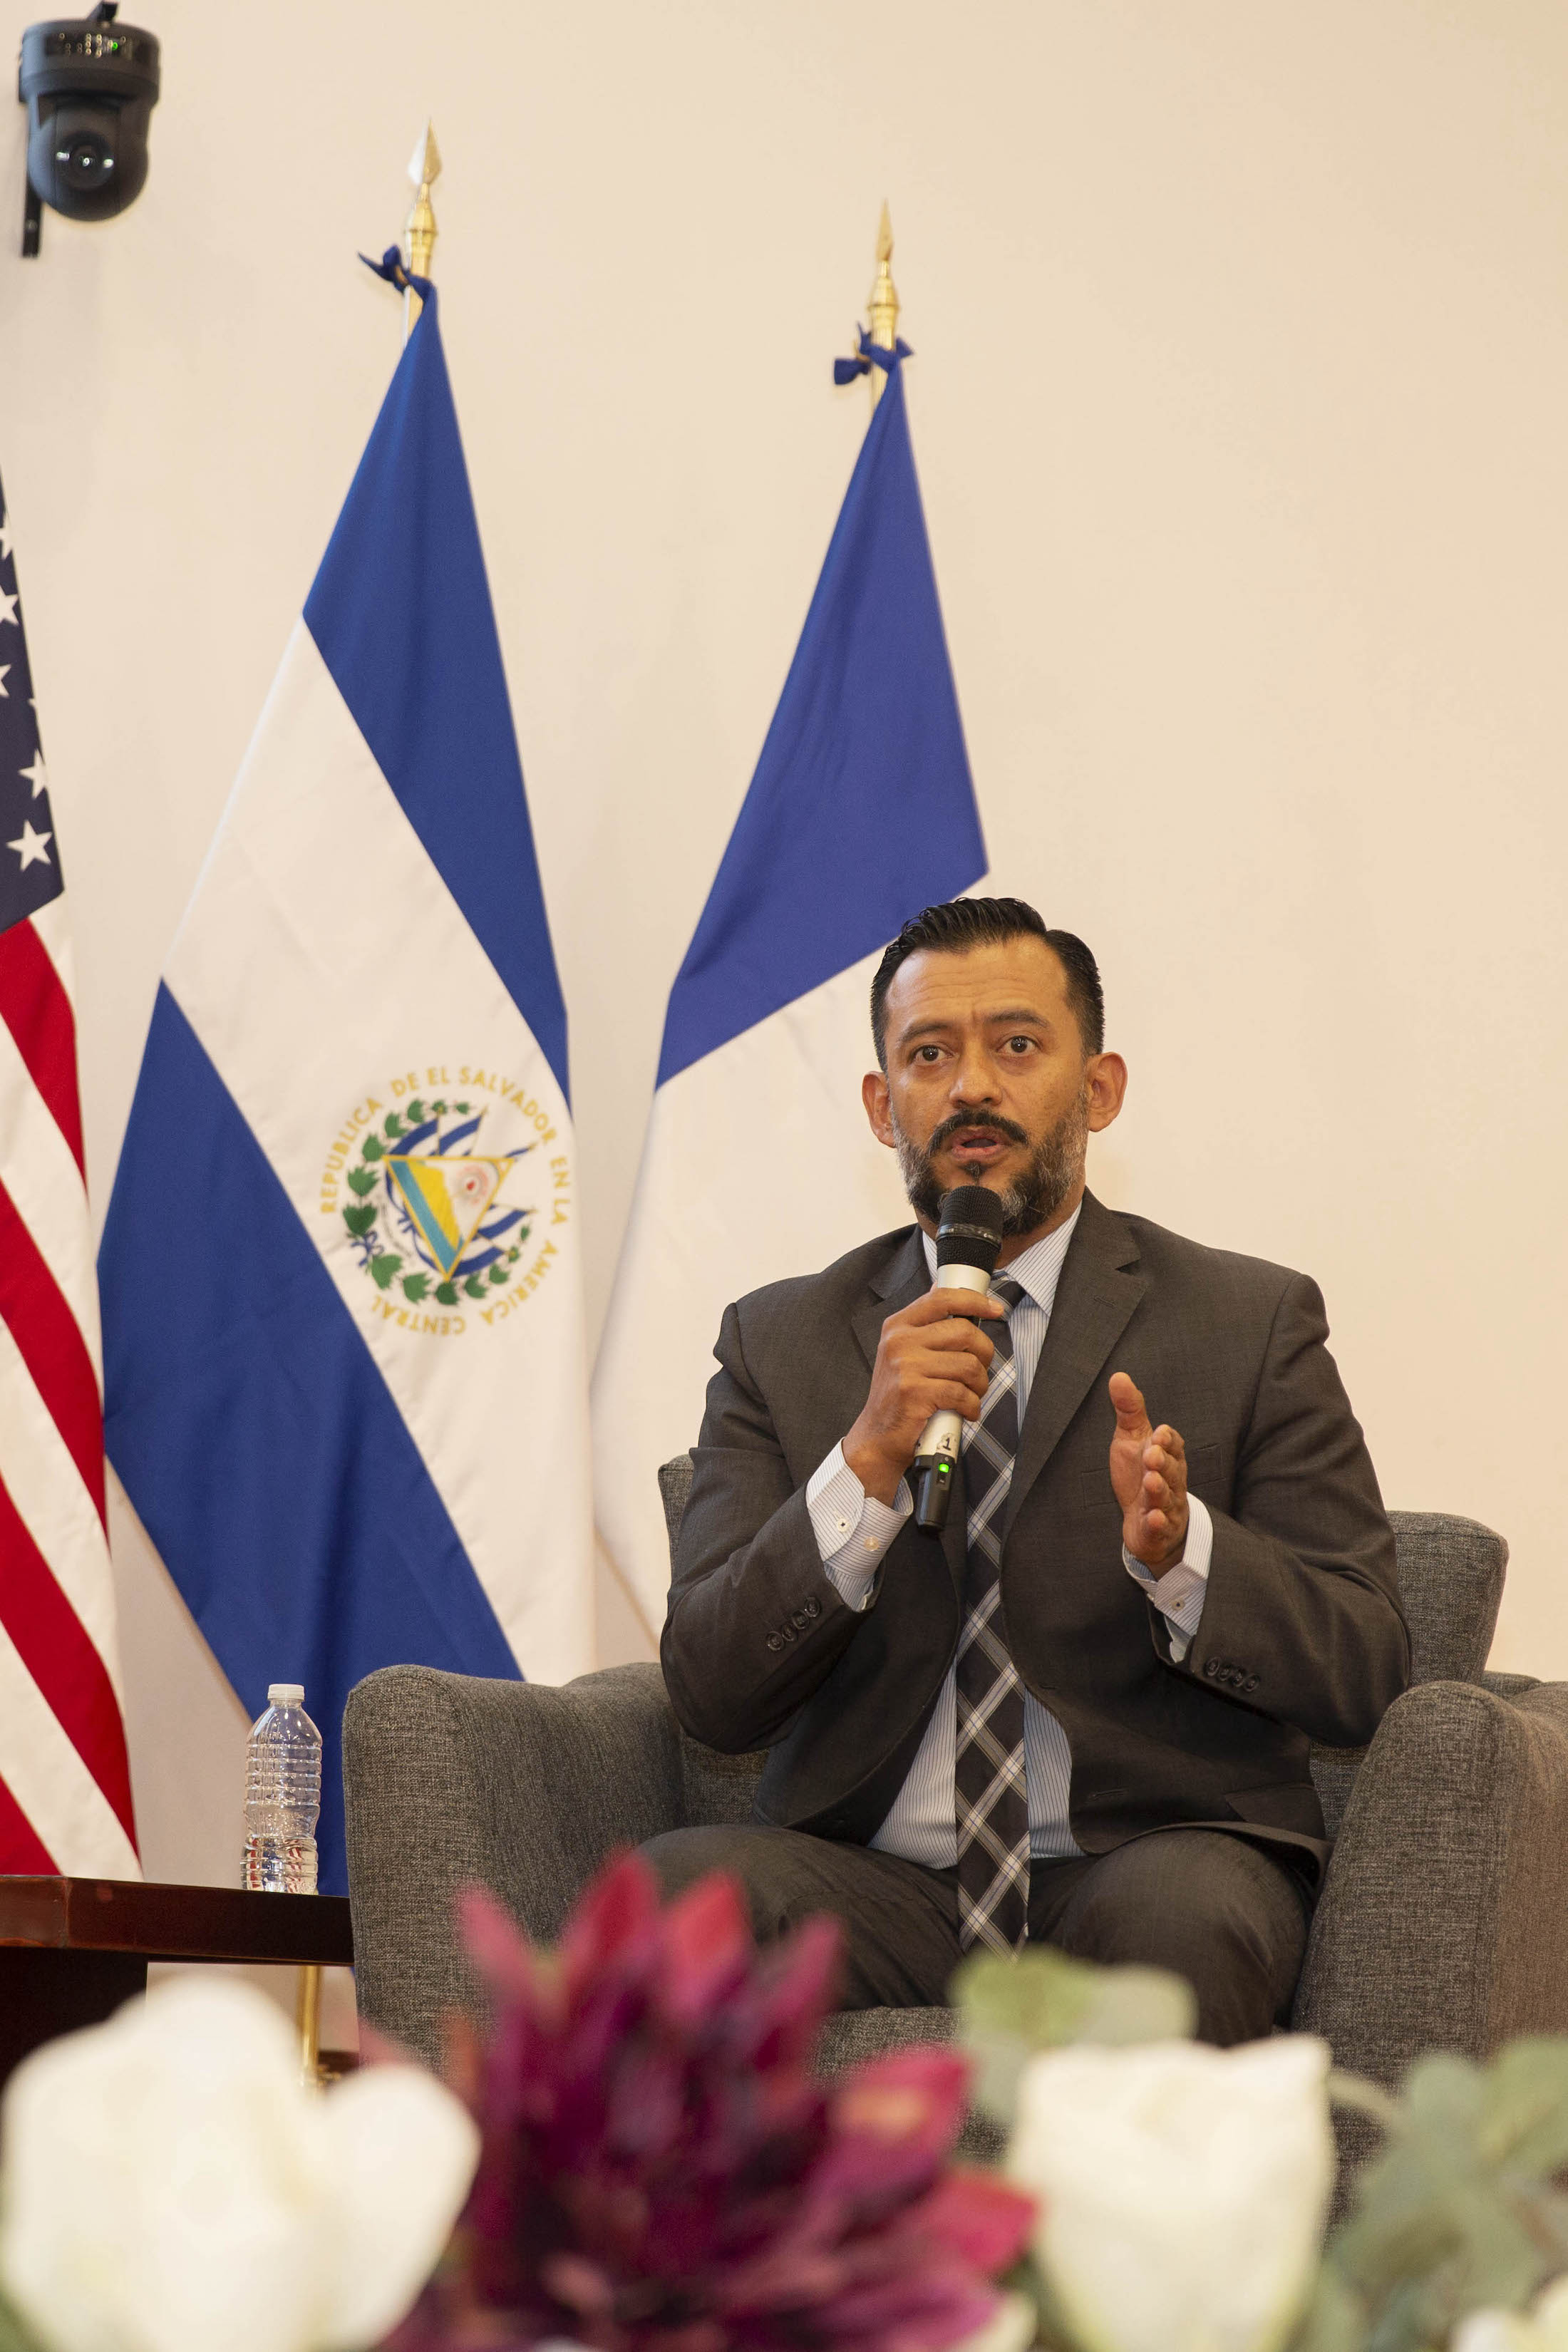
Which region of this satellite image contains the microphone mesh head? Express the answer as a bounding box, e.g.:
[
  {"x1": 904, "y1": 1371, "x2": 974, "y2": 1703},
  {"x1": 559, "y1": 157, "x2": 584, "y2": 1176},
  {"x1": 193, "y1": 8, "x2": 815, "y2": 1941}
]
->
[{"x1": 935, "y1": 1185, "x2": 1005, "y2": 1273}]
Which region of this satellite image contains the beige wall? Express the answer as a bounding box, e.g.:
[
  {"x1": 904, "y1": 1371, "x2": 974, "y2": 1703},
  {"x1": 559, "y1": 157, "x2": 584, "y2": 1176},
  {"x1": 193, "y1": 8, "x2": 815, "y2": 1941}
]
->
[{"x1": 1, "y1": 0, "x2": 1564, "y2": 1887}]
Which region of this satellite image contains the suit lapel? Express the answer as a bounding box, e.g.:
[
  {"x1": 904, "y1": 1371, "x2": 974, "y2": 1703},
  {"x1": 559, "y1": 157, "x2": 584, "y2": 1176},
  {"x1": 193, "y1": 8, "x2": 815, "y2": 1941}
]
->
[
  {"x1": 852, "y1": 1226, "x2": 927, "y2": 1370},
  {"x1": 1005, "y1": 1192, "x2": 1147, "y2": 1535},
  {"x1": 852, "y1": 1226, "x2": 968, "y2": 1592}
]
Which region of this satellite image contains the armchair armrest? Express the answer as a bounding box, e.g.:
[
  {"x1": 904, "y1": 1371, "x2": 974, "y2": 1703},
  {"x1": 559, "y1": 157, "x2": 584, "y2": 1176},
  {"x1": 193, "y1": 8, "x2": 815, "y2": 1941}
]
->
[
  {"x1": 1294, "y1": 1681, "x2": 1568, "y2": 2177},
  {"x1": 344, "y1": 1661, "x2": 682, "y2": 2065}
]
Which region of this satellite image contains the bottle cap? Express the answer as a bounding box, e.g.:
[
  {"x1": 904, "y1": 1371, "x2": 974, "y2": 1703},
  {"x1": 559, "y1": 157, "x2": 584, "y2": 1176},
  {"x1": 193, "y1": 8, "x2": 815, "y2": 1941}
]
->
[{"x1": 267, "y1": 1683, "x2": 305, "y2": 1707}]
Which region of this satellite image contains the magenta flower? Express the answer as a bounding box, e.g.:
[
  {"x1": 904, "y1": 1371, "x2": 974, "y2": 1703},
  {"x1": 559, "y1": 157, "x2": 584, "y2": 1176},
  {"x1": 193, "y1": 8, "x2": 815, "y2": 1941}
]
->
[{"x1": 392, "y1": 1851, "x2": 1035, "y2": 2352}]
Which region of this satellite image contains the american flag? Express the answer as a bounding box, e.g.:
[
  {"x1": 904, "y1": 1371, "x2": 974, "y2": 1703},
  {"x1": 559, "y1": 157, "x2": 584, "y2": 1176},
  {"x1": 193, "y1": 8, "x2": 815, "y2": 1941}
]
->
[{"x1": 0, "y1": 474, "x2": 137, "y2": 1875}]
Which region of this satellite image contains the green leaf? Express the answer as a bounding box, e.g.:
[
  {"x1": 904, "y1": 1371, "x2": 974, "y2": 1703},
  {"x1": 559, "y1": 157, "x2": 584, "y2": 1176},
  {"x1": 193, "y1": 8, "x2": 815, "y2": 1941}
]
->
[
  {"x1": 954, "y1": 1944, "x2": 1195, "y2": 2053},
  {"x1": 958, "y1": 2026, "x2": 1033, "y2": 2129},
  {"x1": 488, "y1": 1264, "x2": 508, "y2": 1286},
  {"x1": 346, "y1": 1165, "x2": 378, "y2": 1198},
  {"x1": 0, "y1": 2289, "x2": 51, "y2": 2352},
  {"x1": 954, "y1": 1946, "x2": 1196, "y2": 2128},
  {"x1": 343, "y1": 1205, "x2": 376, "y2": 1238},
  {"x1": 435, "y1": 1281, "x2": 459, "y2": 1306},
  {"x1": 370, "y1": 1253, "x2": 402, "y2": 1290},
  {"x1": 455, "y1": 1101, "x2": 471, "y2": 1114},
  {"x1": 1291, "y1": 2263, "x2": 1366, "y2": 2352},
  {"x1": 1314, "y1": 2039, "x2": 1568, "y2": 2352},
  {"x1": 361, "y1": 1134, "x2": 383, "y2": 1161},
  {"x1": 406, "y1": 1099, "x2": 425, "y2": 1122},
  {"x1": 383, "y1": 1112, "x2": 404, "y2": 1138},
  {"x1": 1480, "y1": 2040, "x2": 1568, "y2": 2176},
  {"x1": 431, "y1": 1100, "x2": 447, "y2": 1115},
  {"x1": 1403, "y1": 2051, "x2": 1485, "y2": 2145},
  {"x1": 464, "y1": 1274, "x2": 486, "y2": 1299},
  {"x1": 998, "y1": 2249, "x2": 1083, "y2": 2352},
  {"x1": 402, "y1": 1274, "x2": 430, "y2": 1304}
]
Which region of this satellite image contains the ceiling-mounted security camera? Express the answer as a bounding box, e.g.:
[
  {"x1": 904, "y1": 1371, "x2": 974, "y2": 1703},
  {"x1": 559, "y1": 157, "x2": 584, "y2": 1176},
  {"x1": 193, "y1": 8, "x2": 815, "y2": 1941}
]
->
[{"x1": 18, "y1": 2, "x2": 160, "y2": 256}]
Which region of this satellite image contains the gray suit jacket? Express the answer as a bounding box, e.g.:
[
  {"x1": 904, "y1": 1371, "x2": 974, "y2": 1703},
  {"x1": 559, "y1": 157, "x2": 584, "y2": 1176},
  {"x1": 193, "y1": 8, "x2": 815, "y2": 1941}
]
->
[{"x1": 660, "y1": 1191, "x2": 1410, "y2": 1882}]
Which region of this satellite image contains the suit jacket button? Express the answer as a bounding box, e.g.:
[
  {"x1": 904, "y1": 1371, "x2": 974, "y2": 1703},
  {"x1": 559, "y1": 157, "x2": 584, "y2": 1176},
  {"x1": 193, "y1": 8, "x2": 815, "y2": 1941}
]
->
[
  {"x1": 804, "y1": 1596, "x2": 822, "y2": 1619},
  {"x1": 782, "y1": 1624, "x2": 797, "y2": 1641},
  {"x1": 1244, "y1": 1674, "x2": 1259, "y2": 1693},
  {"x1": 766, "y1": 1633, "x2": 785, "y2": 1652},
  {"x1": 1203, "y1": 1659, "x2": 1218, "y2": 1679},
  {"x1": 792, "y1": 1610, "x2": 809, "y2": 1629}
]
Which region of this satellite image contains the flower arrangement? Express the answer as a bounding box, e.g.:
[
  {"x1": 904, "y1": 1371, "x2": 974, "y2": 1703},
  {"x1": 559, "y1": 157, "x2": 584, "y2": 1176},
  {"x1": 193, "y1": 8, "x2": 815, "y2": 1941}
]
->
[
  {"x1": 393, "y1": 1852, "x2": 1036, "y2": 2352},
  {"x1": 4, "y1": 1857, "x2": 1568, "y2": 2352}
]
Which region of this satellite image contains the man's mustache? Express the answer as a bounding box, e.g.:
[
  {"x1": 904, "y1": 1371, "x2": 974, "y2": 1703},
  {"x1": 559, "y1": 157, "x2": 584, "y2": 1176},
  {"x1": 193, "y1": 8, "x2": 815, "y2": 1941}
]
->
[{"x1": 926, "y1": 1111, "x2": 1031, "y2": 1153}]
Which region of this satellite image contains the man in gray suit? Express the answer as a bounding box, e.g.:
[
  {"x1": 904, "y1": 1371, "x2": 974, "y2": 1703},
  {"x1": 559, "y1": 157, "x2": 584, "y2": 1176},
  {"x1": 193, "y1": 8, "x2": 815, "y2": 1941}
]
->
[{"x1": 652, "y1": 897, "x2": 1408, "y2": 2041}]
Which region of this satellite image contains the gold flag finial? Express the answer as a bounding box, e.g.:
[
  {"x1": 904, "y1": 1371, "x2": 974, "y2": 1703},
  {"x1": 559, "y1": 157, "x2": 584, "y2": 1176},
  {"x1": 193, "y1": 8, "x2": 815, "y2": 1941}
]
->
[
  {"x1": 401, "y1": 121, "x2": 442, "y2": 346},
  {"x1": 865, "y1": 200, "x2": 899, "y2": 409}
]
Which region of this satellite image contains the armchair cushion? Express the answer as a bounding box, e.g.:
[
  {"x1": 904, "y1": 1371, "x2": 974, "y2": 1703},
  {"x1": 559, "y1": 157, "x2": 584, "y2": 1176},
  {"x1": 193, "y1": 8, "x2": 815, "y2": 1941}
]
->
[{"x1": 344, "y1": 1660, "x2": 684, "y2": 2068}]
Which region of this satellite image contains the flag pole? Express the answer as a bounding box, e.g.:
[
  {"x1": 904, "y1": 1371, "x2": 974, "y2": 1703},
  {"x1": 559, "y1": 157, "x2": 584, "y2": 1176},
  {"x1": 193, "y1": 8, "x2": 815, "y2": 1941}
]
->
[
  {"x1": 866, "y1": 200, "x2": 899, "y2": 410},
  {"x1": 402, "y1": 122, "x2": 442, "y2": 346}
]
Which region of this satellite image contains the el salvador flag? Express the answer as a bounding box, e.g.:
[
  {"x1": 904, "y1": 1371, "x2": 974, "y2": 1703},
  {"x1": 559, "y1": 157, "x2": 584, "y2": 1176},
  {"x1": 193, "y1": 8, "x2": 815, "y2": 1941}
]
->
[
  {"x1": 100, "y1": 287, "x2": 594, "y2": 1891},
  {"x1": 593, "y1": 344, "x2": 986, "y2": 1636}
]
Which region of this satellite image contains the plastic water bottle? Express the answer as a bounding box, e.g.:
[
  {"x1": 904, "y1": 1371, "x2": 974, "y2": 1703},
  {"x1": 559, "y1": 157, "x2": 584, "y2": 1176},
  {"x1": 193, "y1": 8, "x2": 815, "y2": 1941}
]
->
[{"x1": 242, "y1": 1683, "x2": 321, "y2": 1893}]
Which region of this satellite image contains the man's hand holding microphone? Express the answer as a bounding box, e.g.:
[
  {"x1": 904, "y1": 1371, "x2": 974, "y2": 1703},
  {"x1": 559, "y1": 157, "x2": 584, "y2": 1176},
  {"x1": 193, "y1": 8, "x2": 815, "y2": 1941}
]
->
[
  {"x1": 842, "y1": 1185, "x2": 1192, "y2": 1565},
  {"x1": 843, "y1": 1187, "x2": 1006, "y2": 1525}
]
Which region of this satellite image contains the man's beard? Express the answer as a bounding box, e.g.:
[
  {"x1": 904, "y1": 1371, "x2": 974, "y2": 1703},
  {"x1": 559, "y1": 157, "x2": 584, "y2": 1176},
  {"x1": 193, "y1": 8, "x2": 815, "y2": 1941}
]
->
[{"x1": 892, "y1": 1093, "x2": 1090, "y2": 1238}]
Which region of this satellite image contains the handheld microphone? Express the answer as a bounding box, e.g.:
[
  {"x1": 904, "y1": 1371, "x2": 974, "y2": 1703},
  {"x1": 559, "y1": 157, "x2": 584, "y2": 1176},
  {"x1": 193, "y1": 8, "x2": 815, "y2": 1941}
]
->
[{"x1": 911, "y1": 1185, "x2": 1006, "y2": 1531}]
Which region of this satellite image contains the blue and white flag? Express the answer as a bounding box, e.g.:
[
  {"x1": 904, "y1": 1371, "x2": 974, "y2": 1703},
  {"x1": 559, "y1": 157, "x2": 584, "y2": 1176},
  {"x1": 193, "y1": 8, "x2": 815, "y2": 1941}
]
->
[
  {"x1": 593, "y1": 346, "x2": 986, "y2": 1634},
  {"x1": 100, "y1": 289, "x2": 594, "y2": 1889}
]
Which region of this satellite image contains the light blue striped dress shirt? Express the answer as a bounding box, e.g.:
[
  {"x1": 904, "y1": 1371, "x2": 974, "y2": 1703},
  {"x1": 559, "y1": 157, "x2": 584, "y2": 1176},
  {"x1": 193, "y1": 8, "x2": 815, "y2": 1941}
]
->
[{"x1": 805, "y1": 1202, "x2": 1213, "y2": 1865}]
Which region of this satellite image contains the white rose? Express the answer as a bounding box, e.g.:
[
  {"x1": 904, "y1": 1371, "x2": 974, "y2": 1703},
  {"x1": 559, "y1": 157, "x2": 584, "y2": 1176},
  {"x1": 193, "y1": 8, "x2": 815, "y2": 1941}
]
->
[
  {"x1": 949, "y1": 2289, "x2": 1039, "y2": 2352},
  {"x1": 1453, "y1": 2278, "x2": 1568, "y2": 2352},
  {"x1": 0, "y1": 1974, "x2": 478, "y2": 2352},
  {"x1": 1453, "y1": 2319, "x2": 1544, "y2": 2352},
  {"x1": 1006, "y1": 2035, "x2": 1334, "y2": 2352},
  {"x1": 1537, "y1": 2282, "x2": 1568, "y2": 2352}
]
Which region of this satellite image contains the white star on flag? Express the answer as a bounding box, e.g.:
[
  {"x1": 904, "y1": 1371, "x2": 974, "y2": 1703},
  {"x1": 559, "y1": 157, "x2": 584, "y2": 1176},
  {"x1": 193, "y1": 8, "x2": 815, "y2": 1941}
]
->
[
  {"x1": 7, "y1": 819, "x2": 52, "y2": 869},
  {"x1": 0, "y1": 516, "x2": 11, "y2": 563},
  {"x1": 0, "y1": 589, "x2": 16, "y2": 629},
  {"x1": 0, "y1": 666, "x2": 10, "y2": 698},
  {"x1": 18, "y1": 751, "x2": 46, "y2": 798}
]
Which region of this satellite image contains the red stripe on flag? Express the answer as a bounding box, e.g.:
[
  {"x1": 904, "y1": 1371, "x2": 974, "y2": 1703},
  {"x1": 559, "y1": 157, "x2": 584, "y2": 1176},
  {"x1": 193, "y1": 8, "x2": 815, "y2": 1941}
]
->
[
  {"x1": 0, "y1": 1767, "x2": 59, "y2": 1872},
  {"x1": 0, "y1": 1472, "x2": 136, "y2": 1847},
  {"x1": 0, "y1": 918, "x2": 86, "y2": 1175},
  {"x1": 0, "y1": 1174, "x2": 105, "y2": 1527}
]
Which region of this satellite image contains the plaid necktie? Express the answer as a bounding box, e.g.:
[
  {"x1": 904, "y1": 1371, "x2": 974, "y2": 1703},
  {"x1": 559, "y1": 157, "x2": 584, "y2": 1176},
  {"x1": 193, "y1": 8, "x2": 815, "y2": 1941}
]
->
[{"x1": 955, "y1": 1274, "x2": 1030, "y2": 1951}]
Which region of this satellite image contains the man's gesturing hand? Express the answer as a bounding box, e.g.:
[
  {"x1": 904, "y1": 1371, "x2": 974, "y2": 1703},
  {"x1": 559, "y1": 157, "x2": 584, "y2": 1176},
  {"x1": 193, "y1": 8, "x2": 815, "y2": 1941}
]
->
[
  {"x1": 844, "y1": 1290, "x2": 1006, "y2": 1507},
  {"x1": 1108, "y1": 1371, "x2": 1190, "y2": 1572}
]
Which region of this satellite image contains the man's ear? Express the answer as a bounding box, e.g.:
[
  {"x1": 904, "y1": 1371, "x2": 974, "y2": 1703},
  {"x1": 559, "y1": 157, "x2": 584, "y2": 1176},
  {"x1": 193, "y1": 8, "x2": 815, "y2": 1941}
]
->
[
  {"x1": 863, "y1": 1068, "x2": 895, "y2": 1147},
  {"x1": 1085, "y1": 1052, "x2": 1128, "y2": 1133}
]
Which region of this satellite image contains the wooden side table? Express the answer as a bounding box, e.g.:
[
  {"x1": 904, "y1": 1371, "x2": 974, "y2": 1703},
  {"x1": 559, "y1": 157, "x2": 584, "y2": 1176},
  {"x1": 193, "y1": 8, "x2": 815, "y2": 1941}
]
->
[{"x1": 0, "y1": 1877, "x2": 354, "y2": 2089}]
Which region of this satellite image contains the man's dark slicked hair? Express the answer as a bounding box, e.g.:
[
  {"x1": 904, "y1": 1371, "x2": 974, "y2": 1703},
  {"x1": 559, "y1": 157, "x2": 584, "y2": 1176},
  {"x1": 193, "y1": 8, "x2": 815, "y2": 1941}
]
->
[{"x1": 870, "y1": 897, "x2": 1105, "y2": 1067}]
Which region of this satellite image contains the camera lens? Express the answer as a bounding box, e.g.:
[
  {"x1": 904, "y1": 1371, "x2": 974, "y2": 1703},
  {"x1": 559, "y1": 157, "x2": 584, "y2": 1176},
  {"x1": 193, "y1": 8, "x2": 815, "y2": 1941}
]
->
[{"x1": 55, "y1": 133, "x2": 115, "y2": 192}]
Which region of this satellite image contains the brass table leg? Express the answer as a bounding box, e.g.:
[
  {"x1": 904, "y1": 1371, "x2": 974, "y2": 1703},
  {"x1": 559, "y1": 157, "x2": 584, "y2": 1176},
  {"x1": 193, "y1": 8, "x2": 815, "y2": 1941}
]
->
[{"x1": 296, "y1": 1962, "x2": 322, "y2": 2087}]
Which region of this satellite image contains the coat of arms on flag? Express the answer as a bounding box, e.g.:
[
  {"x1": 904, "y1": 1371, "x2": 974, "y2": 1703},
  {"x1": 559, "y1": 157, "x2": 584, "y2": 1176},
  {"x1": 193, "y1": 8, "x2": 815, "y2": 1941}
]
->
[{"x1": 320, "y1": 1074, "x2": 572, "y2": 1321}]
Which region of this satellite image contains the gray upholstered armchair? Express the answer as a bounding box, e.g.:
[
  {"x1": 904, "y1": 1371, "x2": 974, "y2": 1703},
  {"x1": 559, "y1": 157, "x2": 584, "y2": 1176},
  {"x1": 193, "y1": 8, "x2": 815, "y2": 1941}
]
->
[{"x1": 344, "y1": 1471, "x2": 1568, "y2": 2178}]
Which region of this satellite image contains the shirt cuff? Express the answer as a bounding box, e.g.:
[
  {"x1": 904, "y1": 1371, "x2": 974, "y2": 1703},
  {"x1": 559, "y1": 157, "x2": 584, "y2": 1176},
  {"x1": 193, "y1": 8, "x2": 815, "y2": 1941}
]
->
[
  {"x1": 1123, "y1": 1495, "x2": 1213, "y2": 1664},
  {"x1": 807, "y1": 1442, "x2": 912, "y2": 1612}
]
